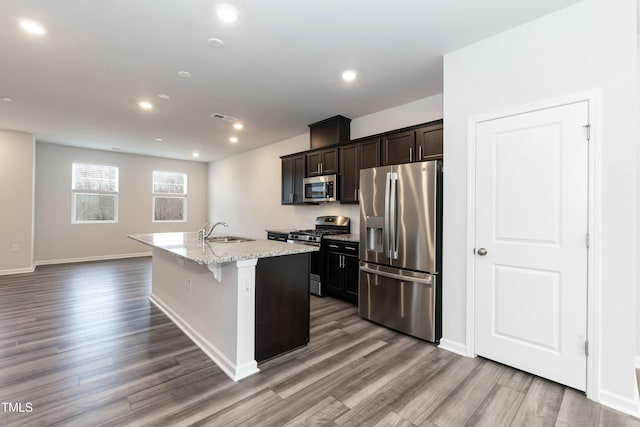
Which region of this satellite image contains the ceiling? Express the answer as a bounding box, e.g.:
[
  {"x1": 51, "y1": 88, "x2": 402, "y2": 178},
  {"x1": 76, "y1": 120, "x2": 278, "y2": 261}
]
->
[{"x1": 0, "y1": 0, "x2": 582, "y2": 162}]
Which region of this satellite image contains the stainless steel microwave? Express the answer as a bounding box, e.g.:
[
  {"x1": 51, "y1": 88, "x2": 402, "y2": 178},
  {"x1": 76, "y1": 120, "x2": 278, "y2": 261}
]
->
[{"x1": 303, "y1": 174, "x2": 337, "y2": 203}]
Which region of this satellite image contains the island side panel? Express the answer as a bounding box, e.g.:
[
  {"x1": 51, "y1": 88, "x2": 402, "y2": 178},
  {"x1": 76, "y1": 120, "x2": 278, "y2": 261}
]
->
[
  {"x1": 255, "y1": 252, "x2": 311, "y2": 362},
  {"x1": 149, "y1": 247, "x2": 259, "y2": 380}
]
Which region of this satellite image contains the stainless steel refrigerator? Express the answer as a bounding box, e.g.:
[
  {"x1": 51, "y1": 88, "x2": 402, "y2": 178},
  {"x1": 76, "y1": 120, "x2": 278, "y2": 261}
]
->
[{"x1": 359, "y1": 160, "x2": 442, "y2": 342}]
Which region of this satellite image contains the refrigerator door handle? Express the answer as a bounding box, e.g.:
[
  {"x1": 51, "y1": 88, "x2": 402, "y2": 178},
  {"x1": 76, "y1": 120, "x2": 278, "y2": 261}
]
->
[
  {"x1": 389, "y1": 171, "x2": 399, "y2": 260},
  {"x1": 384, "y1": 172, "x2": 392, "y2": 259},
  {"x1": 360, "y1": 265, "x2": 433, "y2": 285}
]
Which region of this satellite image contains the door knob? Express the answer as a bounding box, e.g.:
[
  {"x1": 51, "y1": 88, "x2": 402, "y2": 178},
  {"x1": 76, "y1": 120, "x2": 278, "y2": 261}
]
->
[{"x1": 477, "y1": 248, "x2": 488, "y2": 256}]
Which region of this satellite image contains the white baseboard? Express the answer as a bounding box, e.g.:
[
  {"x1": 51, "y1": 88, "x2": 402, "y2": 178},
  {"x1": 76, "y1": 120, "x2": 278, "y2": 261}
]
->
[
  {"x1": 149, "y1": 292, "x2": 259, "y2": 382},
  {"x1": 34, "y1": 252, "x2": 151, "y2": 266},
  {"x1": 0, "y1": 265, "x2": 36, "y2": 276},
  {"x1": 439, "y1": 338, "x2": 472, "y2": 357},
  {"x1": 598, "y1": 388, "x2": 640, "y2": 418}
]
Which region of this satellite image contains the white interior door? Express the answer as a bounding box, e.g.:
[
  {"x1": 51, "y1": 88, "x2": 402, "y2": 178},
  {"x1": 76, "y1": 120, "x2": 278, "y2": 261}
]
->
[{"x1": 474, "y1": 101, "x2": 589, "y2": 391}]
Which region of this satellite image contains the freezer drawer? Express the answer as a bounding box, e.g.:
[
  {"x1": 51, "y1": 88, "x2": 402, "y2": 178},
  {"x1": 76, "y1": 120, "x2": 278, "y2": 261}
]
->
[{"x1": 358, "y1": 262, "x2": 438, "y2": 342}]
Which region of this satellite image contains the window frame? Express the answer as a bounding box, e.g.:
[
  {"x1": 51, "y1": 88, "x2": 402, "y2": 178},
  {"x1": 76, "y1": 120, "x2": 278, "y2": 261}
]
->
[
  {"x1": 152, "y1": 171, "x2": 187, "y2": 223},
  {"x1": 71, "y1": 163, "x2": 119, "y2": 224}
]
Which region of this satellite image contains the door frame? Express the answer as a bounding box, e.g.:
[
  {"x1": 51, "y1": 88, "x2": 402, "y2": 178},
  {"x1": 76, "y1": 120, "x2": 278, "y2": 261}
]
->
[{"x1": 465, "y1": 90, "x2": 602, "y2": 400}]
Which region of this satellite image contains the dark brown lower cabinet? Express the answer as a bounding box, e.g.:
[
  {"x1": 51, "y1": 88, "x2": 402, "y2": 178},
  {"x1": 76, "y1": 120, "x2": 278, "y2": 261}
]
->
[
  {"x1": 324, "y1": 240, "x2": 359, "y2": 304},
  {"x1": 255, "y1": 252, "x2": 310, "y2": 362}
]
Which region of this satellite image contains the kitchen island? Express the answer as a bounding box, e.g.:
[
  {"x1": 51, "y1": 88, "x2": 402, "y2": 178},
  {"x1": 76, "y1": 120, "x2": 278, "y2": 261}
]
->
[{"x1": 128, "y1": 232, "x2": 316, "y2": 381}]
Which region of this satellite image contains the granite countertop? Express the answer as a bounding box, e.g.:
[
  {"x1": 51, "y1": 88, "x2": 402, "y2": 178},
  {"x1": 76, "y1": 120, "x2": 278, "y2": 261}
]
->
[
  {"x1": 324, "y1": 234, "x2": 360, "y2": 243},
  {"x1": 128, "y1": 232, "x2": 317, "y2": 265}
]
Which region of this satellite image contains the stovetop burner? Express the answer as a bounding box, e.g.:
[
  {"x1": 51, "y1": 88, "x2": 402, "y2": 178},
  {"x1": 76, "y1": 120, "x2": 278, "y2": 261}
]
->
[
  {"x1": 287, "y1": 216, "x2": 350, "y2": 244},
  {"x1": 294, "y1": 229, "x2": 315, "y2": 234}
]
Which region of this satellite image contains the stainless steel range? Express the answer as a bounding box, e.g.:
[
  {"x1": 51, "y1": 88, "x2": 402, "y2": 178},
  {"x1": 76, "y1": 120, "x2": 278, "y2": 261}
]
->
[{"x1": 288, "y1": 216, "x2": 350, "y2": 296}]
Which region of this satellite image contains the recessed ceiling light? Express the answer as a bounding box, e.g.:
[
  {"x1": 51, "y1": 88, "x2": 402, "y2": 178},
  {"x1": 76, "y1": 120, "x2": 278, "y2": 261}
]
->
[
  {"x1": 233, "y1": 122, "x2": 244, "y2": 130},
  {"x1": 157, "y1": 94, "x2": 170, "y2": 100},
  {"x1": 207, "y1": 38, "x2": 225, "y2": 48},
  {"x1": 19, "y1": 19, "x2": 47, "y2": 36},
  {"x1": 229, "y1": 137, "x2": 238, "y2": 143},
  {"x1": 341, "y1": 70, "x2": 357, "y2": 82},
  {"x1": 155, "y1": 138, "x2": 163, "y2": 142},
  {"x1": 138, "y1": 101, "x2": 153, "y2": 110},
  {"x1": 192, "y1": 152, "x2": 200, "y2": 158},
  {"x1": 216, "y1": 4, "x2": 239, "y2": 22},
  {"x1": 2, "y1": 97, "x2": 13, "y2": 103},
  {"x1": 177, "y1": 71, "x2": 192, "y2": 79}
]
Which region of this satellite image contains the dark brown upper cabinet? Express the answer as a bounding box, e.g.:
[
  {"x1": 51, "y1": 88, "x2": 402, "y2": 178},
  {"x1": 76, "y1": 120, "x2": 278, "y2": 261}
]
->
[
  {"x1": 359, "y1": 137, "x2": 381, "y2": 170},
  {"x1": 416, "y1": 122, "x2": 443, "y2": 161},
  {"x1": 309, "y1": 115, "x2": 351, "y2": 149},
  {"x1": 340, "y1": 137, "x2": 380, "y2": 204},
  {"x1": 381, "y1": 130, "x2": 416, "y2": 166},
  {"x1": 339, "y1": 144, "x2": 358, "y2": 204},
  {"x1": 281, "y1": 154, "x2": 305, "y2": 205},
  {"x1": 281, "y1": 118, "x2": 442, "y2": 205},
  {"x1": 306, "y1": 148, "x2": 338, "y2": 177}
]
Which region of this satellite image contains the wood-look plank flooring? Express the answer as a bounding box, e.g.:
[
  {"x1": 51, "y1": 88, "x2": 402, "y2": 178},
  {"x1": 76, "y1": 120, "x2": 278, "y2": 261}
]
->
[{"x1": 0, "y1": 257, "x2": 638, "y2": 426}]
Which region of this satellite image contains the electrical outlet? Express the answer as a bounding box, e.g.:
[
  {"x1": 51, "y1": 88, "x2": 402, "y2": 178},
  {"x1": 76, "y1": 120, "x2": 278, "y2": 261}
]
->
[{"x1": 11, "y1": 244, "x2": 19, "y2": 253}]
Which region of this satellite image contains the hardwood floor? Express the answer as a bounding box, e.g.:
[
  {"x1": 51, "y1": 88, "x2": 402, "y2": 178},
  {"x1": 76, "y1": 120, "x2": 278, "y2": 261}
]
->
[{"x1": 0, "y1": 257, "x2": 638, "y2": 426}]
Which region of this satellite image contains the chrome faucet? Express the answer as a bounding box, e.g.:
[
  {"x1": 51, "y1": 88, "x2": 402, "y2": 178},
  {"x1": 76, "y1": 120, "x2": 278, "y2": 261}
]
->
[{"x1": 199, "y1": 221, "x2": 228, "y2": 241}]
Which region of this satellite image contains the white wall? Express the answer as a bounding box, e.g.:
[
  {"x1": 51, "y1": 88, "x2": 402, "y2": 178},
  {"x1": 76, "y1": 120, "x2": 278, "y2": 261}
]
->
[
  {"x1": 637, "y1": 33, "x2": 640, "y2": 366},
  {"x1": 0, "y1": 130, "x2": 35, "y2": 273},
  {"x1": 208, "y1": 93, "x2": 443, "y2": 239},
  {"x1": 34, "y1": 143, "x2": 208, "y2": 263},
  {"x1": 443, "y1": 0, "x2": 636, "y2": 412},
  {"x1": 351, "y1": 95, "x2": 444, "y2": 139}
]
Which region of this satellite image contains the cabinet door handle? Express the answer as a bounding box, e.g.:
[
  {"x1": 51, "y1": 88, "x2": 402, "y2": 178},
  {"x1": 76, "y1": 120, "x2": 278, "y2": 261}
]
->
[
  {"x1": 345, "y1": 246, "x2": 357, "y2": 251},
  {"x1": 409, "y1": 147, "x2": 413, "y2": 162},
  {"x1": 320, "y1": 163, "x2": 323, "y2": 174},
  {"x1": 328, "y1": 244, "x2": 339, "y2": 249},
  {"x1": 340, "y1": 255, "x2": 345, "y2": 268},
  {"x1": 418, "y1": 145, "x2": 423, "y2": 160},
  {"x1": 317, "y1": 163, "x2": 320, "y2": 174},
  {"x1": 354, "y1": 188, "x2": 358, "y2": 201}
]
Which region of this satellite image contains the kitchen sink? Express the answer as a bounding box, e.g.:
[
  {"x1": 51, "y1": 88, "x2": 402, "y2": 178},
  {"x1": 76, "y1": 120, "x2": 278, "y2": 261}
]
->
[{"x1": 206, "y1": 236, "x2": 254, "y2": 243}]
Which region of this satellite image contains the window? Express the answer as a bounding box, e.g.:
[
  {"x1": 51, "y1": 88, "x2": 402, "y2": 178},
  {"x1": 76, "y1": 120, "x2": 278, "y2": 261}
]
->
[
  {"x1": 72, "y1": 163, "x2": 119, "y2": 223},
  {"x1": 153, "y1": 171, "x2": 187, "y2": 222}
]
